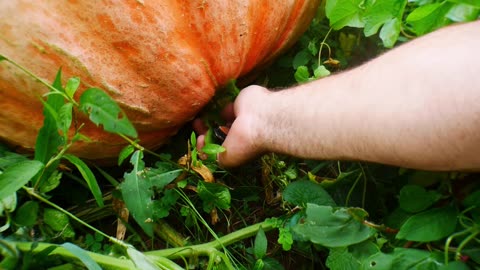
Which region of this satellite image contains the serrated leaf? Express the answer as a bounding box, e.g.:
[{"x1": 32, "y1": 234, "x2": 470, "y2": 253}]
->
[
  {"x1": 197, "y1": 181, "x2": 231, "y2": 213},
  {"x1": 14, "y1": 201, "x2": 39, "y2": 226},
  {"x1": 294, "y1": 66, "x2": 310, "y2": 83},
  {"x1": 63, "y1": 154, "x2": 103, "y2": 207},
  {"x1": 201, "y1": 144, "x2": 226, "y2": 155},
  {"x1": 326, "y1": 247, "x2": 361, "y2": 270},
  {"x1": 283, "y1": 180, "x2": 336, "y2": 207},
  {"x1": 58, "y1": 103, "x2": 73, "y2": 137},
  {"x1": 147, "y1": 169, "x2": 183, "y2": 190},
  {"x1": 0, "y1": 160, "x2": 44, "y2": 200},
  {"x1": 379, "y1": 17, "x2": 402, "y2": 48},
  {"x1": 79, "y1": 88, "x2": 137, "y2": 138},
  {"x1": 406, "y1": 2, "x2": 454, "y2": 35},
  {"x1": 396, "y1": 206, "x2": 457, "y2": 242},
  {"x1": 292, "y1": 204, "x2": 375, "y2": 248},
  {"x1": 398, "y1": 185, "x2": 441, "y2": 213},
  {"x1": 65, "y1": 77, "x2": 80, "y2": 100},
  {"x1": 118, "y1": 144, "x2": 135, "y2": 166},
  {"x1": 278, "y1": 227, "x2": 293, "y2": 251},
  {"x1": 254, "y1": 227, "x2": 268, "y2": 259},
  {"x1": 120, "y1": 151, "x2": 154, "y2": 236},
  {"x1": 152, "y1": 189, "x2": 180, "y2": 219},
  {"x1": 326, "y1": 0, "x2": 366, "y2": 29},
  {"x1": 61, "y1": 243, "x2": 101, "y2": 270}
]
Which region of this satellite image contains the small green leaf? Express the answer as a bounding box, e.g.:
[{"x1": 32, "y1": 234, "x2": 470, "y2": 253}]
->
[
  {"x1": 197, "y1": 181, "x2": 231, "y2": 212},
  {"x1": 398, "y1": 185, "x2": 441, "y2": 213},
  {"x1": 39, "y1": 170, "x2": 62, "y2": 193},
  {"x1": 65, "y1": 77, "x2": 80, "y2": 100},
  {"x1": 118, "y1": 144, "x2": 135, "y2": 166},
  {"x1": 61, "y1": 243, "x2": 102, "y2": 270},
  {"x1": 0, "y1": 193, "x2": 17, "y2": 216},
  {"x1": 283, "y1": 180, "x2": 336, "y2": 207},
  {"x1": 396, "y1": 206, "x2": 457, "y2": 242},
  {"x1": 14, "y1": 201, "x2": 39, "y2": 226},
  {"x1": 0, "y1": 160, "x2": 44, "y2": 200},
  {"x1": 379, "y1": 17, "x2": 401, "y2": 48},
  {"x1": 363, "y1": 0, "x2": 407, "y2": 36},
  {"x1": 79, "y1": 88, "x2": 137, "y2": 138},
  {"x1": 201, "y1": 144, "x2": 226, "y2": 155},
  {"x1": 254, "y1": 227, "x2": 268, "y2": 259},
  {"x1": 63, "y1": 154, "x2": 103, "y2": 207},
  {"x1": 326, "y1": 247, "x2": 361, "y2": 270},
  {"x1": 190, "y1": 132, "x2": 197, "y2": 148},
  {"x1": 120, "y1": 151, "x2": 154, "y2": 237},
  {"x1": 326, "y1": 0, "x2": 366, "y2": 29},
  {"x1": 152, "y1": 189, "x2": 180, "y2": 219},
  {"x1": 439, "y1": 261, "x2": 471, "y2": 270},
  {"x1": 253, "y1": 259, "x2": 265, "y2": 270},
  {"x1": 292, "y1": 50, "x2": 312, "y2": 69},
  {"x1": 313, "y1": 65, "x2": 331, "y2": 79},
  {"x1": 0, "y1": 55, "x2": 6, "y2": 61},
  {"x1": 294, "y1": 66, "x2": 310, "y2": 83},
  {"x1": 278, "y1": 227, "x2": 293, "y2": 251},
  {"x1": 43, "y1": 208, "x2": 70, "y2": 231},
  {"x1": 292, "y1": 204, "x2": 375, "y2": 248},
  {"x1": 447, "y1": 0, "x2": 480, "y2": 9},
  {"x1": 58, "y1": 103, "x2": 73, "y2": 137}
]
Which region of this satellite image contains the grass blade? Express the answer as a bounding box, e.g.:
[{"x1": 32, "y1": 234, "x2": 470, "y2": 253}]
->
[{"x1": 63, "y1": 154, "x2": 103, "y2": 207}]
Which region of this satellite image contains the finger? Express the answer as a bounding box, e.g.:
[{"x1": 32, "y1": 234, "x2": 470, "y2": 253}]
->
[{"x1": 192, "y1": 118, "x2": 209, "y2": 134}]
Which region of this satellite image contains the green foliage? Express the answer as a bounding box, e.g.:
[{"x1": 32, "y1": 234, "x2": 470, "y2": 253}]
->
[
  {"x1": 60, "y1": 242, "x2": 102, "y2": 270},
  {"x1": 283, "y1": 179, "x2": 336, "y2": 207},
  {"x1": 0, "y1": 160, "x2": 43, "y2": 200}
]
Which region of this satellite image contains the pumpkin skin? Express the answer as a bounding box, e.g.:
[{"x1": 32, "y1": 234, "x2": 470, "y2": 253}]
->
[{"x1": 0, "y1": 0, "x2": 319, "y2": 160}]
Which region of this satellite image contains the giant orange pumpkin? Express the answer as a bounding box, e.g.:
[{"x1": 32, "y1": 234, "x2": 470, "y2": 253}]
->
[{"x1": 0, "y1": 0, "x2": 319, "y2": 160}]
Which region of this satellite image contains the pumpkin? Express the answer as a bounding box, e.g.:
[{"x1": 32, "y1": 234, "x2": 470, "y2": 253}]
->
[{"x1": 0, "y1": 0, "x2": 319, "y2": 160}]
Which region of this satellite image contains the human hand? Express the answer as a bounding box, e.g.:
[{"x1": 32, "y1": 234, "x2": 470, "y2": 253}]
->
[{"x1": 193, "y1": 85, "x2": 270, "y2": 167}]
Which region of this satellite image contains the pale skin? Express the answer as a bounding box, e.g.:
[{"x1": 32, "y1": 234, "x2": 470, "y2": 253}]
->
[{"x1": 195, "y1": 20, "x2": 480, "y2": 171}]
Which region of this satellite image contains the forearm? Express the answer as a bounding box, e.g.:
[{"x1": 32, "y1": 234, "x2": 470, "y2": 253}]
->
[{"x1": 260, "y1": 21, "x2": 480, "y2": 170}]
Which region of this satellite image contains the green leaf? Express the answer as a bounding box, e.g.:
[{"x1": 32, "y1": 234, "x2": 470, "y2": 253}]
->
[
  {"x1": 379, "y1": 17, "x2": 402, "y2": 48},
  {"x1": 278, "y1": 227, "x2": 294, "y2": 251},
  {"x1": 253, "y1": 259, "x2": 265, "y2": 270},
  {"x1": 61, "y1": 243, "x2": 101, "y2": 270},
  {"x1": 0, "y1": 193, "x2": 17, "y2": 216},
  {"x1": 147, "y1": 169, "x2": 183, "y2": 190},
  {"x1": 283, "y1": 180, "x2": 336, "y2": 207},
  {"x1": 447, "y1": 0, "x2": 480, "y2": 8},
  {"x1": 190, "y1": 132, "x2": 197, "y2": 148},
  {"x1": 406, "y1": 2, "x2": 454, "y2": 35},
  {"x1": 446, "y1": 3, "x2": 480, "y2": 21},
  {"x1": 126, "y1": 246, "x2": 158, "y2": 270},
  {"x1": 325, "y1": 0, "x2": 366, "y2": 29},
  {"x1": 64, "y1": 77, "x2": 80, "y2": 100},
  {"x1": 201, "y1": 144, "x2": 226, "y2": 155},
  {"x1": 0, "y1": 160, "x2": 44, "y2": 200},
  {"x1": 79, "y1": 88, "x2": 137, "y2": 138},
  {"x1": 35, "y1": 70, "x2": 65, "y2": 164},
  {"x1": 292, "y1": 50, "x2": 312, "y2": 69},
  {"x1": 120, "y1": 150, "x2": 154, "y2": 237},
  {"x1": 363, "y1": 0, "x2": 407, "y2": 36},
  {"x1": 362, "y1": 248, "x2": 444, "y2": 270},
  {"x1": 14, "y1": 201, "x2": 39, "y2": 226},
  {"x1": 197, "y1": 181, "x2": 231, "y2": 213},
  {"x1": 294, "y1": 66, "x2": 310, "y2": 83},
  {"x1": 292, "y1": 204, "x2": 375, "y2": 248},
  {"x1": 43, "y1": 208, "x2": 70, "y2": 231},
  {"x1": 313, "y1": 65, "x2": 331, "y2": 79},
  {"x1": 39, "y1": 170, "x2": 62, "y2": 193},
  {"x1": 0, "y1": 55, "x2": 6, "y2": 61},
  {"x1": 254, "y1": 227, "x2": 268, "y2": 259},
  {"x1": 398, "y1": 185, "x2": 441, "y2": 213},
  {"x1": 58, "y1": 103, "x2": 73, "y2": 137},
  {"x1": 326, "y1": 247, "x2": 361, "y2": 270},
  {"x1": 0, "y1": 151, "x2": 28, "y2": 171},
  {"x1": 118, "y1": 145, "x2": 135, "y2": 166},
  {"x1": 439, "y1": 261, "x2": 471, "y2": 270},
  {"x1": 396, "y1": 206, "x2": 457, "y2": 242},
  {"x1": 63, "y1": 154, "x2": 103, "y2": 207},
  {"x1": 152, "y1": 189, "x2": 180, "y2": 219}
]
